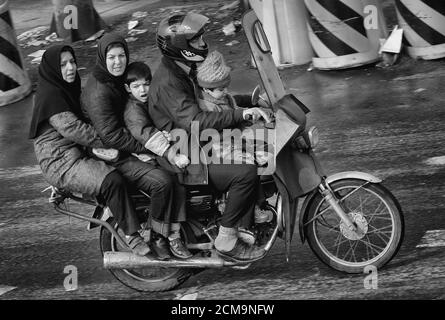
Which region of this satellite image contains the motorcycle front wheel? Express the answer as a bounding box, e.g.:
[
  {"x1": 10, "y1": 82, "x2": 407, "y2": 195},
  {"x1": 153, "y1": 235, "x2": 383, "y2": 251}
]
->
[
  {"x1": 99, "y1": 219, "x2": 193, "y2": 292},
  {"x1": 305, "y1": 179, "x2": 404, "y2": 273}
]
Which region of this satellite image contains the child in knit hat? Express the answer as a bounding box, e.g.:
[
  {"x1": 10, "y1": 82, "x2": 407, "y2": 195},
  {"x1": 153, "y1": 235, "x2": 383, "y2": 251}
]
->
[{"x1": 197, "y1": 50, "x2": 272, "y2": 167}]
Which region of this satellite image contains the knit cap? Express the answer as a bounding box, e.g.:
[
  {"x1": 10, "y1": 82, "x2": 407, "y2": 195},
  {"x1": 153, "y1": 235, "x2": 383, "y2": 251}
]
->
[{"x1": 197, "y1": 50, "x2": 231, "y2": 89}]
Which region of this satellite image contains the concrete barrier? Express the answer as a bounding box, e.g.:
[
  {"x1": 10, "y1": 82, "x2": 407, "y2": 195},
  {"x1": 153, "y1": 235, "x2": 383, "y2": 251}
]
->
[
  {"x1": 0, "y1": 0, "x2": 32, "y2": 106},
  {"x1": 304, "y1": 0, "x2": 380, "y2": 70},
  {"x1": 395, "y1": 0, "x2": 445, "y2": 60}
]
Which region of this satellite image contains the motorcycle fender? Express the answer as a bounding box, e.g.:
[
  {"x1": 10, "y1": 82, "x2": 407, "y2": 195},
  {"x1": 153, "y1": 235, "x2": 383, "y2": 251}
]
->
[
  {"x1": 325, "y1": 171, "x2": 382, "y2": 184},
  {"x1": 298, "y1": 171, "x2": 383, "y2": 243},
  {"x1": 273, "y1": 176, "x2": 299, "y2": 261}
]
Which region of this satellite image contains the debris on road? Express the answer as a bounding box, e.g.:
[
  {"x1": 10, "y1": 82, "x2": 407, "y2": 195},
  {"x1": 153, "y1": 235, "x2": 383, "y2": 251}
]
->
[
  {"x1": 85, "y1": 29, "x2": 105, "y2": 42},
  {"x1": 178, "y1": 292, "x2": 199, "y2": 300},
  {"x1": 377, "y1": 26, "x2": 404, "y2": 68},
  {"x1": 0, "y1": 286, "x2": 17, "y2": 297},
  {"x1": 17, "y1": 26, "x2": 49, "y2": 43},
  {"x1": 128, "y1": 20, "x2": 139, "y2": 30},
  {"x1": 125, "y1": 37, "x2": 138, "y2": 43},
  {"x1": 223, "y1": 22, "x2": 236, "y2": 36},
  {"x1": 132, "y1": 11, "x2": 148, "y2": 19},
  {"x1": 28, "y1": 50, "x2": 46, "y2": 58},
  {"x1": 28, "y1": 49, "x2": 46, "y2": 64},
  {"x1": 26, "y1": 40, "x2": 49, "y2": 47},
  {"x1": 17, "y1": 26, "x2": 51, "y2": 48},
  {"x1": 44, "y1": 32, "x2": 63, "y2": 43},
  {"x1": 128, "y1": 29, "x2": 148, "y2": 36},
  {"x1": 222, "y1": 20, "x2": 242, "y2": 36},
  {"x1": 424, "y1": 156, "x2": 445, "y2": 166},
  {"x1": 220, "y1": 0, "x2": 239, "y2": 11}
]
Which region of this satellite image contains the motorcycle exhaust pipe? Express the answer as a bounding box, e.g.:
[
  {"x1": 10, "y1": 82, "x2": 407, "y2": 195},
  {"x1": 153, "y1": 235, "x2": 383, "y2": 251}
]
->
[{"x1": 103, "y1": 251, "x2": 239, "y2": 269}]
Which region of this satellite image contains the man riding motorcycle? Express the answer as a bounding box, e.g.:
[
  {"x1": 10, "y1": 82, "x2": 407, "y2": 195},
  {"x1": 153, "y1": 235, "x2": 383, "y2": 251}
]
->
[{"x1": 148, "y1": 12, "x2": 272, "y2": 262}]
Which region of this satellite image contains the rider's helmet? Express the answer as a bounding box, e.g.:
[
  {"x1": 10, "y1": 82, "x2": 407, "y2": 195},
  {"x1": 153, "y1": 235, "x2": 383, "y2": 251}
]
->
[{"x1": 156, "y1": 13, "x2": 209, "y2": 63}]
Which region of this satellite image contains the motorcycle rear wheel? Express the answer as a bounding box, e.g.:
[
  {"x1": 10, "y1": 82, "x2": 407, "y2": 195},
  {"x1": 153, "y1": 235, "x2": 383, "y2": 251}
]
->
[
  {"x1": 99, "y1": 219, "x2": 193, "y2": 292},
  {"x1": 305, "y1": 179, "x2": 404, "y2": 273}
]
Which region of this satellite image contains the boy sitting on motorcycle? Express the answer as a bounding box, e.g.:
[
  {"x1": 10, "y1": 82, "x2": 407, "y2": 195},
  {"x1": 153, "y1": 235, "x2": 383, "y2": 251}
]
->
[
  {"x1": 196, "y1": 50, "x2": 274, "y2": 225},
  {"x1": 123, "y1": 61, "x2": 193, "y2": 259},
  {"x1": 196, "y1": 50, "x2": 273, "y2": 168}
]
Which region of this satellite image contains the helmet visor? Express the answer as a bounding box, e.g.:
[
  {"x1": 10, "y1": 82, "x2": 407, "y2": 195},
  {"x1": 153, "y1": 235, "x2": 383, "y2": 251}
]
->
[{"x1": 183, "y1": 13, "x2": 210, "y2": 40}]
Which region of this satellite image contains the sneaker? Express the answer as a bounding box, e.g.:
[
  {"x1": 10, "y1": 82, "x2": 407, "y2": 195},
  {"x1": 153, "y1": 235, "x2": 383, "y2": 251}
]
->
[
  {"x1": 126, "y1": 234, "x2": 152, "y2": 256},
  {"x1": 216, "y1": 240, "x2": 266, "y2": 262},
  {"x1": 254, "y1": 206, "x2": 273, "y2": 224},
  {"x1": 169, "y1": 238, "x2": 193, "y2": 259}
]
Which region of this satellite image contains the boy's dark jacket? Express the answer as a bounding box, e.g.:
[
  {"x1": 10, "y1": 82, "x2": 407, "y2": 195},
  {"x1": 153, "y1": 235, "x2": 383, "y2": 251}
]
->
[
  {"x1": 124, "y1": 94, "x2": 204, "y2": 184},
  {"x1": 124, "y1": 95, "x2": 169, "y2": 157}
]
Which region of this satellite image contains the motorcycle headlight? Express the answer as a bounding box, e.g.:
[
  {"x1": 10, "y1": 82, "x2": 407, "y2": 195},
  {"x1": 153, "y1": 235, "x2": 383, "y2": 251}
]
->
[{"x1": 307, "y1": 126, "x2": 319, "y2": 149}]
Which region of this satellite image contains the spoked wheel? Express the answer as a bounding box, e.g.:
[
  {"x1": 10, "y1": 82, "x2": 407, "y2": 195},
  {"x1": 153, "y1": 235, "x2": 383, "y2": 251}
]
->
[
  {"x1": 99, "y1": 219, "x2": 193, "y2": 292},
  {"x1": 305, "y1": 179, "x2": 404, "y2": 273}
]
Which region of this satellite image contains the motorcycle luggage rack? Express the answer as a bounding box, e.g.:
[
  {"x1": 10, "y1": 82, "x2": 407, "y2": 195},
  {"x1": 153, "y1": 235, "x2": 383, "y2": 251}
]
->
[{"x1": 45, "y1": 186, "x2": 128, "y2": 249}]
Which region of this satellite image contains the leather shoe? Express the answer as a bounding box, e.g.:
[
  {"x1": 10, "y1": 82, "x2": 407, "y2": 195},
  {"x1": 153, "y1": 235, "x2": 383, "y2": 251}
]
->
[
  {"x1": 126, "y1": 234, "x2": 151, "y2": 257},
  {"x1": 150, "y1": 236, "x2": 171, "y2": 261},
  {"x1": 169, "y1": 238, "x2": 193, "y2": 259},
  {"x1": 216, "y1": 240, "x2": 265, "y2": 262}
]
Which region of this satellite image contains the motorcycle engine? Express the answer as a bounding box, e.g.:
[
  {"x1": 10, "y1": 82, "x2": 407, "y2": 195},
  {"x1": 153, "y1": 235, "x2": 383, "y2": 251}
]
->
[
  {"x1": 186, "y1": 187, "x2": 215, "y2": 214},
  {"x1": 188, "y1": 194, "x2": 214, "y2": 212}
]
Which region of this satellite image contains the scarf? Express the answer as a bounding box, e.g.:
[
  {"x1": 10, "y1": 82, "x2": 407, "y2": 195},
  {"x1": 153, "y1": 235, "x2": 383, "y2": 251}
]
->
[
  {"x1": 92, "y1": 33, "x2": 129, "y2": 100},
  {"x1": 29, "y1": 45, "x2": 81, "y2": 139}
]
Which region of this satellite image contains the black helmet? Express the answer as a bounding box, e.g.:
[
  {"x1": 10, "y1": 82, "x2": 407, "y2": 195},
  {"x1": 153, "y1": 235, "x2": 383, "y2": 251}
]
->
[{"x1": 156, "y1": 13, "x2": 209, "y2": 63}]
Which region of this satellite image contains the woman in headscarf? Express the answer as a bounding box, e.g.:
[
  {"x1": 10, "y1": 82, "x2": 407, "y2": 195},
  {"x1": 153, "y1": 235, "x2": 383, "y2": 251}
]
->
[
  {"x1": 81, "y1": 33, "x2": 192, "y2": 259},
  {"x1": 29, "y1": 45, "x2": 152, "y2": 257}
]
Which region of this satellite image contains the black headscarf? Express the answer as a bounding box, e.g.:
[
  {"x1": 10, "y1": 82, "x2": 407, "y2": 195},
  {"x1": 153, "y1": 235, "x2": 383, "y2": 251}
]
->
[
  {"x1": 92, "y1": 33, "x2": 129, "y2": 87},
  {"x1": 28, "y1": 45, "x2": 81, "y2": 139}
]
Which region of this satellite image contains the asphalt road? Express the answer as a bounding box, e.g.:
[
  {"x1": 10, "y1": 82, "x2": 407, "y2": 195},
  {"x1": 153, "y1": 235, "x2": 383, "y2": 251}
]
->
[{"x1": 1, "y1": 56, "x2": 445, "y2": 300}]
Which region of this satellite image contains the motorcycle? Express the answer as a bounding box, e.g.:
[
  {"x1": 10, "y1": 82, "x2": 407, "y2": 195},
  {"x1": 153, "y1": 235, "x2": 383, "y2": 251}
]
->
[{"x1": 46, "y1": 10, "x2": 404, "y2": 292}]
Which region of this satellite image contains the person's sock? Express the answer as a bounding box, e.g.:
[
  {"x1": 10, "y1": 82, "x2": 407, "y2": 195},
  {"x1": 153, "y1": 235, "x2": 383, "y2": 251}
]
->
[
  {"x1": 168, "y1": 223, "x2": 181, "y2": 241},
  {"x1": 125, "y1": 232, "x2": 139, "y2": 239},
  {"x1": 214, "y1": 226, "x2": 238, "y2": 252},
  {"x1": 168, "y1": 230, "x2": 180, "y2": 241}
]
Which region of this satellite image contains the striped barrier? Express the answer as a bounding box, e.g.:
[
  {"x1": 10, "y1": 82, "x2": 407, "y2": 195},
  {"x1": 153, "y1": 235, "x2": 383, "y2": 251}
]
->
[
  {"x1": 304, "y1": 0, "x2": 380, "y2": 70},
  {"x1": 395, "y1": 0, "x2": 445, "y2": 60},
  {"x1": 0, "y1": 0, "x2": 32, "y2": 106}
]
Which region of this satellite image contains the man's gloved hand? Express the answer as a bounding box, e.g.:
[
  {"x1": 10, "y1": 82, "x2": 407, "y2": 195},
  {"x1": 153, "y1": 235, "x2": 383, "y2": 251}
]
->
[
  {"x1": 166, "y1": 147, "x2": 190, "y2": 169},
  {"x1": 243, "y1": 107, "x2": 272, "y2": 123}
]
